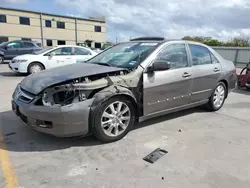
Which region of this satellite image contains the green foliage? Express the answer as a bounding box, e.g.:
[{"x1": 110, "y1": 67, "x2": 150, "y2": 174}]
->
[
  {"x1": 101, "y1": 41, "x2": 113, "y2": 50},
  {"x1": 182, "y1": 36, "x2": 250, "y2": 47}
]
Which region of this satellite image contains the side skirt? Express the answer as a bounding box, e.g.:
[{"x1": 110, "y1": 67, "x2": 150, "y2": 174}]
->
[{"x1": 139, "y1": 99, "x2": 208, "y2": 122}]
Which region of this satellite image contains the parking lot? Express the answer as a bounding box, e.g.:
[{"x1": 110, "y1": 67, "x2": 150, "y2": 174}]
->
[{"x1": 0, "y1": 63, "x2": 250, "y2": 188}]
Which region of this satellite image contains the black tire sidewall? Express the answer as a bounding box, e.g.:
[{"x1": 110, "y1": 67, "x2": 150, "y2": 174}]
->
[
  {"x1": 0, "y1": 56, "x2": 4, "y2": 64},
  {"x1": 209, "y1": 82, "x2": 227, "y2": 111},
  {"x1": 92, "y1": 96, "x2": 136, "y2": 142}
]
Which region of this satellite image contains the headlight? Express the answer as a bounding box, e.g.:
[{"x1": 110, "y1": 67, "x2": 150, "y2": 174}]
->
[{"x1": 16, "y1": 60, "x2": 28, "y2": 63}]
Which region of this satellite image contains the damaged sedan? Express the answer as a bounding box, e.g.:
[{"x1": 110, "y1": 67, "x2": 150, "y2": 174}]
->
[{"x1": 11, "y1": 37, "x2": 237, "y2": 142}]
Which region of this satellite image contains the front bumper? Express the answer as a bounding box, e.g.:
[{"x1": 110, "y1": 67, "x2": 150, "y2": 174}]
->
[
  {"x1": 9, "y1": 62, "x2": 28, "y2": 73},
  {"x1": 12, "y1": 98, "x2": 94, "y2": 137}
]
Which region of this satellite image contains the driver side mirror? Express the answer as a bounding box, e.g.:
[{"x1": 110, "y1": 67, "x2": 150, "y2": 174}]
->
[
  {"x1": 147, "y1": 59, "x2": 170, "y2": 72},
  {"x1": 49, "y1": 52, "x2": 55, "y2": 57}
]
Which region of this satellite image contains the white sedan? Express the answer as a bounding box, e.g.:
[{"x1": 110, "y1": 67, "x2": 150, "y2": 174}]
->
[{"x1": 9, "y1": 45, "x2": 97, "y2": 74}]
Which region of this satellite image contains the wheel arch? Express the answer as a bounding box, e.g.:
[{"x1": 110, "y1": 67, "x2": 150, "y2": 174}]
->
[
  {"x1": 218, "y1": 79, "x2": 228, "y2": 98},
  {"x1": 27, "y1": 61, "x2": 45, "y2": 72},
  {"x1": 88, "y1": 85, "x2": 139, "y2": 132}
]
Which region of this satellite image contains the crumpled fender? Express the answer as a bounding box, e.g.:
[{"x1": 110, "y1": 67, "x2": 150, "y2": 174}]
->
[{"x1": 91, "y1": 85, "x2": 137, "y2": 109}]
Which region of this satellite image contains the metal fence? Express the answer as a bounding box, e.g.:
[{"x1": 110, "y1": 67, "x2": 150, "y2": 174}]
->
[{"x1": 212, "y1": 47, "x2": 250, "y2": 67}]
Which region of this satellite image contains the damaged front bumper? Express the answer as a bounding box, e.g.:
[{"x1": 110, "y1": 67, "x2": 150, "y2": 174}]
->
[{"x1": 11, "y1": 98, "x2": 94, "y2": 137}]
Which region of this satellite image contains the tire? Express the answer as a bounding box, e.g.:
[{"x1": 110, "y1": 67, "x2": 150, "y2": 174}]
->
[
  {"x1": 0, "y1": 56, "x2": 4, "y2": 64},
  {"x1": 206, "y1": 82, "x2": 227, "y2": 111},
  {"x1": 92, "y1": 96, "x2": 136, "y2": 143},
  {"x1": 28, "y1": 62, "x2": 44, "y2": 74}
]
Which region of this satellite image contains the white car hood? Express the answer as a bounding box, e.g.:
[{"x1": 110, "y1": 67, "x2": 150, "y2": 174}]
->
[{"x1": 13, "y1": 54, "x2": 37, "y2": 60}]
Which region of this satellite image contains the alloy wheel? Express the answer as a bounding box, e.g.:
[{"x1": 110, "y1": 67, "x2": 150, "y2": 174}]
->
[
  {"x1": 213, "y1": 85, "x2": 225, "y2": 108},
  {"x1": 101, "y1": 101, "x2": 131, "y2": 137}
]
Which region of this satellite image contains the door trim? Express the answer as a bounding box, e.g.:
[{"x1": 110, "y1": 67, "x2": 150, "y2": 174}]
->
[{"x1": 139, "y1": 99, "x2": 208, "y2": 122}]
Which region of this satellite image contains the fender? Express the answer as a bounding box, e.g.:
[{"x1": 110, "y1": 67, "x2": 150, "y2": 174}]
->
[{"x1": 91, "y1": 85, "x2": 137, "y2": 109}]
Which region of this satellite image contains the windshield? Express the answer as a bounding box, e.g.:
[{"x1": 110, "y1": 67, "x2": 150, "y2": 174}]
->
[
  {"x1": 33, "y1": 47, "x2": 54, "y2": 55},
  {"x1": 87, "y1": 42, "x2": 159, "y2": 68}
]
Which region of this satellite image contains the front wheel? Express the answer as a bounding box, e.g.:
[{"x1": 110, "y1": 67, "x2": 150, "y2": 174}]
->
[
  {"x1": 28, "y1": 63, "x2": 44, "y2": 74},
  {"x1": 206, "y1": 82, "x2": 227, "y2": 111},
  {"x1": 92, "y1": 96, "x2": 136, "y2": 143}
]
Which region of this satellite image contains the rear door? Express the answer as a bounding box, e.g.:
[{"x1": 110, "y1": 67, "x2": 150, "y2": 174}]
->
[
  {"x1": 21, "y1": 41, "x2": 36, "y2": 55},
  {"x1": 72, "y1": 47, "x2": 93, "y2": 63},
  {"x1": 188, "y1": 44, "x2": 222, "y2": 102}
]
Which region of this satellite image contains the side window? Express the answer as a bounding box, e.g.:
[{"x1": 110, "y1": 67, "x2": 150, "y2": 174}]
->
[
  {"x1": 74, "y1": 47, "x2": 91, "y2": 55},
  {"x1": 210, "y1": 53, "x2": 220, "y2": 64},
  {"x1": 52, "y1": 47, "x2": 72, "y2": 55},
  {"x1": 23, "y1": 42, "x2": 34, "y2": 48},
  {"x1": 155, "y1": 44, "x2": 188, "y2": 69},
  {"x1": 7, "y1": 42, "x2": 22, "y2": 49},
  {"x1": 188, "y1": 44, "x2": 212, "y2": 66}
]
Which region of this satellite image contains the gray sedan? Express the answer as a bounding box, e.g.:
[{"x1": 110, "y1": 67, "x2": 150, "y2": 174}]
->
[{"x1": 11, "y1": 37, "x2": 237, "y2": 142}]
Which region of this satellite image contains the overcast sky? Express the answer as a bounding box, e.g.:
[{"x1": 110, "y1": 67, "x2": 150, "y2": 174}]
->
[{"x1": 1, "y1": 0, "x2": 250, "y2": 42}]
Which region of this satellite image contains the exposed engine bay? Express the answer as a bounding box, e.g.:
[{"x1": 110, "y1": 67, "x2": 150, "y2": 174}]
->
[{"x1": 41, "y1": 69, "x2": 141, "y2": 107}]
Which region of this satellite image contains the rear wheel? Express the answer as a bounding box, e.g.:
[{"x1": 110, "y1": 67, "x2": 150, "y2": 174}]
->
[
  {"x1": 28, "y1": 63, "x2": 44, "y2": 74},
  {"x1": 206, "y1": 82, "x2": 227, "y2": 111},
  {"x1": 0, "y1": 56, "x2": 4, "y2": 64},
  {"x1": 92, "y1": 96, "x2": 136, "y2": 143}
]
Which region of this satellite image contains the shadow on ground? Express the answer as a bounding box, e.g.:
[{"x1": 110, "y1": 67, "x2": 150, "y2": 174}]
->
[
  {"x1": 0, "y1": 107, "x2": 206, "y2": 153},
  {"x1": 0, "y1": 71, "x2": 26, "y2": 77},
  {"x1": 233, "y1": 88, "x2": 250, "y2": 95}
]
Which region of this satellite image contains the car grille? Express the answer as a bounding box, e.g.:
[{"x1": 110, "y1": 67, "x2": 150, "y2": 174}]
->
[{"x1": 13, "y1": 85, "x2": 35, "y2": 103}]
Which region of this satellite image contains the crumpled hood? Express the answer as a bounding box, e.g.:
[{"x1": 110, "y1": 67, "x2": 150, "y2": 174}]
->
[{"x1": 20, "y1": 63, "x2": 126, "y2": 95}]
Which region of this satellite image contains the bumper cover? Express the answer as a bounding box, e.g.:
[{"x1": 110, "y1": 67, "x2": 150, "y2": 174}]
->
[{"x1": 12, "y1": 98, "x2": 94, "y2": 137}]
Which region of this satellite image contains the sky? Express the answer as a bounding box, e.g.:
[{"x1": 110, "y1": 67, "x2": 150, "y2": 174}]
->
[{"x1": 1, "y1": 0, "x2": 250, "y2": 43}]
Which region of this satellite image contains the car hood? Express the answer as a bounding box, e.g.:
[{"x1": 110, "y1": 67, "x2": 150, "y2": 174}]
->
[
  {"x1": 13, "y1": 54, "x2": 36, "y2": 59},
  {"x1": 20, "y1": 63, "x2": 126, "y2": 95}
]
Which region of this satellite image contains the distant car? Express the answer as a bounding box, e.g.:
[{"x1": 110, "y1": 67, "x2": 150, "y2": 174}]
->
[
  {"x1": 9, "y1": 45, "x2": 98, "y2": 74},
  {"x1": 11, "y1": 38, "x2": 237, "y2": 142},
  {"x1": 0, "y1": 40, "x2": 42, "y2": 63}
]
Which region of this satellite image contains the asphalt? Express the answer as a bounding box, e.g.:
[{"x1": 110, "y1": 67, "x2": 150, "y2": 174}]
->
[{"x1": 0, "y1": 63, "x2": 250, "y2": 188}]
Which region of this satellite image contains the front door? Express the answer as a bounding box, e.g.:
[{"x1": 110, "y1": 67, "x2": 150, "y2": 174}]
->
[
  {"x1": 143, "y1": 43, "x2": 193, "y2": 115},
  {"x1": 5, "y1": 41, "x2": 23, "y2": 60},
  {"x1": 188, "y1": 44, "x2": 222, "y2": 102},
  {"x1": 45, "y1": 47, "x2": 73, "y2": 69}
]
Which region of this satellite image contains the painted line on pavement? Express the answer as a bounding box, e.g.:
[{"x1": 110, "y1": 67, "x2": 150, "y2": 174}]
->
[{"x1": 0, "y1": 129, "x2": 18, "y2": 188}]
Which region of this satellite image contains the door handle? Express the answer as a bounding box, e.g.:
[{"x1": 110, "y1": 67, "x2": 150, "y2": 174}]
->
[
  {"x1": 214, "y1": 67, "x2": 220, "y2": 72},
  {"x1": 182, "y1": 72, "x2": 191, "y2": 78}
]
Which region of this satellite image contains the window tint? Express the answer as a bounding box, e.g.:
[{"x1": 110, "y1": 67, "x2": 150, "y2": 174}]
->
[
  {"x1": 210, "y1": 53, "x2": 220, "y2": 64},
  {"x1": 45, "y1": 20, "x2": 51, "y2": 27},
  {"x1": 189, "y1": 44, "x2": 212, "y2": 66},
  {"x1": 155, "y1": 44, "x2": 188, "y2": 69},
  {"x1": 57, "y1": 40, "x2": 66, "y2": 45},
  {"x1": 7, "y1": 42, "x2": 22, "y2": 49},
  {"x1": 57, "y1": 21, "x2": 65, "y2": 29},
  {"x1": 52, "y1": 47, "x2": 72, "y2": 55},
  {"x1": 0, "y1": 15, "x2": 6, "y2": 23},
  {"x1": 94, "y1": 26, "x2": 101, "y2": 32},
  {"x1": 46, "y1": 40, "x2": 53, "y2": 46},
  {"x1": 74, "y1": 47, "x2": 91, "y2": 55},
  {"x1": 23, "y1": 42, "x2": 34, "y2": 48},
  {"x1": 0, "y1": 36, "x2": 8, "y2": 44},
  {"x1": 19, "y1": 17, "x2": 30, "y2": 25}
]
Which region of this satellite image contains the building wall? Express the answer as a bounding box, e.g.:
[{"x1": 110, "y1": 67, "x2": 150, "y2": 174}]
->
[{"x1": 0, "y1": 8, "x2": 106, "y2": 48}]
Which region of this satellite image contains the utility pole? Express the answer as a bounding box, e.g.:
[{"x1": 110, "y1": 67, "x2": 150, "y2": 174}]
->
[{"x1": 116, "y1": 37, "x2": 118, "y2": 44}]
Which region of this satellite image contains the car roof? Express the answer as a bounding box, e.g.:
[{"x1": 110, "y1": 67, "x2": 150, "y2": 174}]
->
[
  {"x1": 55, "y1": 45, "x2": 90, "y2": 48},
  {"x1": 127, "y1": 37, "x2": 210, "y2": 47}
]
